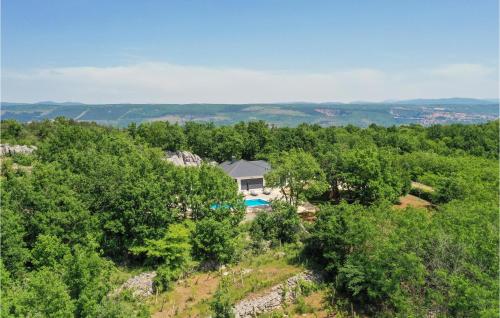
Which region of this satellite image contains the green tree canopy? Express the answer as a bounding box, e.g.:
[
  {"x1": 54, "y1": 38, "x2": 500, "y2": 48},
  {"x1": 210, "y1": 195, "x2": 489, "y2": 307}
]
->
[{"x1": 265, "y1": 149, "x2": 328, "y2": 206}]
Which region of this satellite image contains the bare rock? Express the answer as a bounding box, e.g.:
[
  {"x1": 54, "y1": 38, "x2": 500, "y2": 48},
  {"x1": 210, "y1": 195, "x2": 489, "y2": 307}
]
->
[
  {"x1": 165, "y1": 150, "x2": 203, "y2": 167},
  {"x1": 114, "y1": 271, "x2": 157, "y2": 298},
  {"x1": 0, "y1": 144, "x2": 37, "y2": 156}
]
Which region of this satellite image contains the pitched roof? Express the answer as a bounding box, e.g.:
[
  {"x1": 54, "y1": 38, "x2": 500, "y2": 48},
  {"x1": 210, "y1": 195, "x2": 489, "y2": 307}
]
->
[{"x1": 219, "y1": 160, "x2": 271, "y2": 178}]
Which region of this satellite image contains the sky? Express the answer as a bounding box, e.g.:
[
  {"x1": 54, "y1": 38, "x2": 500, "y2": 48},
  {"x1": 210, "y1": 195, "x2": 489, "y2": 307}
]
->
[{"x1": 1, "y1": 0, "x2": 498, "y2": 103}]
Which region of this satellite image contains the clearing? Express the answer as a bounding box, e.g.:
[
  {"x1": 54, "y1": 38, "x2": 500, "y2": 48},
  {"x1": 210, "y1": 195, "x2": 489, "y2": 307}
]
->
[{"x1": 395, "y1": 194, "x2": 432, "y2": 209}]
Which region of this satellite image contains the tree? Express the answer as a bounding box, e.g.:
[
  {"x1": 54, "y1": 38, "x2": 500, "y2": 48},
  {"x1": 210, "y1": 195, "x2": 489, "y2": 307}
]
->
[
  {"x1": 0, "y1": 207, "x2": 29, "y2": 276},
  {"x1": 184, "y1": 122, "x2": 215, "y2": 159},
  {"x1": 61, "y1": 245, "x2": 114, "y2": 317},
  {"x1": 31, "y1": 234, "x2": 70, "y2": 269},
  {"x1": 265, "y1": 149, "x2": 328, "y2": 206},
  {"x1": 15, "y1": 268, "x2": 75, "y2": 318},
  {"x1": 176, "y1": 164, "x2": 245, "y2": 225},
  {"x1": 250, "y1": 201, "x2": 301, "y2": 244},
  {"x1": 136, "y1": 121, "x2": 186, "y2": 151},
  {"x1": 236, "y1": 121, "x2": 271, "y2": 160},
  {"x1": 192, "y1": 218, "x2": 238, "y2": 264},
  {"x1": 320, "y1": 146, "x2": 410, "y2": 205},
  {"x1": 130, "y1": 222, "x2": 193, "y2": 269},
  {"x1": 210, "y1": 126, "x2": 244, "y2": 162}
]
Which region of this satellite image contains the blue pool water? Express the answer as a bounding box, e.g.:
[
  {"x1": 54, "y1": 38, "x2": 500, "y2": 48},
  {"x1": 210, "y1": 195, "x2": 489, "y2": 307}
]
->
[
  {"x1": 211, "y1": 199, "x2": 269, "y2": 209},
  {"x1": 244, "y1": 198, "x2": 269, "y2": 207}
]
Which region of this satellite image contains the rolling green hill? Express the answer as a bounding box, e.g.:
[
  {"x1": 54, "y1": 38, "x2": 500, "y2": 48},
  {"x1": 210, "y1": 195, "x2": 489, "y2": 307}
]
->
[{"x1": 1, "y1": 100, "x2": 498, "y2": 127}]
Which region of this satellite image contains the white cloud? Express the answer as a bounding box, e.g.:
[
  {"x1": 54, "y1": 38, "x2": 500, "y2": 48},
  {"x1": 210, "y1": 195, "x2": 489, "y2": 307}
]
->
[{"x1": 1, "y1": 62, "x2": 498, "y2": 103}]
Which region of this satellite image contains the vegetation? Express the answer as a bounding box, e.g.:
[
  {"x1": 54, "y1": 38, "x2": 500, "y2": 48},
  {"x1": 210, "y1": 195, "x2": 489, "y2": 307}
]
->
[{"x1": 1, "y1": 117, "x2": 498, "y2": 317}]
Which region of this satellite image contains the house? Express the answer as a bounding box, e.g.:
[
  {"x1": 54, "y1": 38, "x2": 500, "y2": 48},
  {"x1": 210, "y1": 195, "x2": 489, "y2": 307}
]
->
[{"x1": 219, "y1": 159, "x2": 271, "y2": 192}]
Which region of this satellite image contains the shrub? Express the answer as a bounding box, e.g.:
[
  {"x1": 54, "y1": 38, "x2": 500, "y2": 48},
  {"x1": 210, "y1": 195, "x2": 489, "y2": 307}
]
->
[{"x1": 154, "y1": 265, "x2": 182, "y2": 292}]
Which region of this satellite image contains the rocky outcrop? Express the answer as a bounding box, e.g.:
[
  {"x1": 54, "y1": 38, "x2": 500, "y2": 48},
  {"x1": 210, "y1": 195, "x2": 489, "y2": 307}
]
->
[
  {"x1": 165, "y1": 150, "x2": 203, "y2": 167},
  {"x1": 0, "y1": 144, "x2": 37, "y2": 156},
  {"x1": 114, "y1": 271, "x2": 157, "y2": 298},
  {"x1": 234, "y1": 271, "x2": 321, "y2": 318}
]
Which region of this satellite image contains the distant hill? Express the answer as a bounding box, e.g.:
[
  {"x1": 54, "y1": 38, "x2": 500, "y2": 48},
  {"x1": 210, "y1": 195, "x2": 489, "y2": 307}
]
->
[
  {"x1": 390, "y1": 98, "x2": 497, "y2": 105},
  {"x1": 1, "y1": 99, "x2": 498, "y2": 127}
]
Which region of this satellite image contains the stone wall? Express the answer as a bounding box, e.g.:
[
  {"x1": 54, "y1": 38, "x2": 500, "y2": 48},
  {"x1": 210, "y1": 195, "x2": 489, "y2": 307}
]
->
[{"x1": 234, "y1": 271, "x2": 321, "y2": 318}]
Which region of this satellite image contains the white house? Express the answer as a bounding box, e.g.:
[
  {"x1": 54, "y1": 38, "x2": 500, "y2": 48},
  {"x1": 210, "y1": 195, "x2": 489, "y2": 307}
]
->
[{"x1": 219, "y1": 159, "x2": 271, "y2": 192}]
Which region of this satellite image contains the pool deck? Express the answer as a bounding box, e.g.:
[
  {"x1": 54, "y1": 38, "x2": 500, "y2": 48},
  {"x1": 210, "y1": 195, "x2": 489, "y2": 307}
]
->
[{"x1": 242, "y1": 188, "x2": 283, "y2": 202}]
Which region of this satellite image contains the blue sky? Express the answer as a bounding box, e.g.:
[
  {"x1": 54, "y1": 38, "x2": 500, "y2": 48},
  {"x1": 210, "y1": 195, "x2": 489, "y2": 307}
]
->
[{"x1": 2, "y1": 0, "x2": 498, "y2": 103}]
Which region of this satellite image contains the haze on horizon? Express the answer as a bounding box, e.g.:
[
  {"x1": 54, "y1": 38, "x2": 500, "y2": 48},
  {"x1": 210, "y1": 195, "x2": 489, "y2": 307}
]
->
[{"x1": 1, "y1": 0, "x2": 498, "y2": 104}]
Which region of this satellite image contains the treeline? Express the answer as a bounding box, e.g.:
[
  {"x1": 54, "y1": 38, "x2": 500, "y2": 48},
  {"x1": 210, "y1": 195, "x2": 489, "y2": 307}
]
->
[
  {"x1": 1, "y1": 118, "x2": 498, "y2": 317},
  {"x1": 3, "y1": 119, "x2": 498, "y2": 161},
  {"x1": 131, "y1": 120, "x2": 499, "y2": 160}
]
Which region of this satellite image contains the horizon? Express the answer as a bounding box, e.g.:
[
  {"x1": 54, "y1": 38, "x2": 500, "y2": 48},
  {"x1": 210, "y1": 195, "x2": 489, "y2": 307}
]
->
[
  {"x1": 2, "y1": 97, "x2": 499, "y2": 106},
  {"x1": 2, "y1": 0, "x2": 499, "y2": 103}
]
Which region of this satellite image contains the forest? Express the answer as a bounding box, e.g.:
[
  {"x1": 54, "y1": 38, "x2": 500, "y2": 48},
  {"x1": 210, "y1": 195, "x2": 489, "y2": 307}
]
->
[{"x1": 1, "y1": 118, "x2": 498, "y2": 317}]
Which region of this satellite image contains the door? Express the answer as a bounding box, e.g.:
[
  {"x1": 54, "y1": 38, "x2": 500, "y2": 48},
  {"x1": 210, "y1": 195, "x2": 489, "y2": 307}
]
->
[{"x1": 240, "y1": 178, "x2": 264, "y2": 190}]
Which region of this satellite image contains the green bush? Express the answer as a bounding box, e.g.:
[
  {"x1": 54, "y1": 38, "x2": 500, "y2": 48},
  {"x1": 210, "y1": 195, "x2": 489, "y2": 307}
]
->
[
  {"x1": 154, "y1": 265, "x2": 182, "y2": 292},
  {"x1": 11, "y1": 153, "x2": 34, "y2": 166}
]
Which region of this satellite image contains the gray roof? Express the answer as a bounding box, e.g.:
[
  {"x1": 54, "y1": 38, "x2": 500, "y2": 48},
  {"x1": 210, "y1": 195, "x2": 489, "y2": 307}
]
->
[{"x1": 219, "y1": 160, "x2": 271, "y2": 178}]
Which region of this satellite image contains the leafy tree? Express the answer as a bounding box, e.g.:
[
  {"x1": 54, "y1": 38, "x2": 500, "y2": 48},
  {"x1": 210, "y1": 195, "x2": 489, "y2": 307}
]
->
[
  {"x1": 14, "y1": 268, "x2": 75, "y2": 318},
  {"x1": 31, "y1": 234, "x2": 71, "y2": 269},
  {"x1": 236, "y1": 120, "x2": 271, "y2": 160},
  {"x1": 250, "y1": 202, "x2": 301, "y2": 244},
  {"x1": 0, "y1": 207, "x2": 29, "y2": 276},
  {"x1": 61, "y1": 245, "x2": 114, "y2": 317},
  {"x1": 265, "y1": 149, "x2": 328, "y2": 206},
  {"x1": 184, "y1": 121, "x2": 215, "y2": 158},
  {"x1": 320, "y1": 146, "x2": 410, "y2": 205},
  {"x1": 136, "y1": 121, "x2": 186, "y2": 151},
  {"x1": 306, "y1": 198, "x2": 499, "y2": 317},
  {"x1": 192, "y1": 218, "x2": 238, "y2": 264},
  {"x1": 176, "y1": 164, "x2": 245, "y2": 225},
  {"x1": 210, "y1": 126, "x2": 244, "y2": 162},
  {"x1": 130, "y1": 222, "x2": 193, "y2": 270},
  {"x1": 3, "y1": 162, "x2": 98, "y2": 247}
]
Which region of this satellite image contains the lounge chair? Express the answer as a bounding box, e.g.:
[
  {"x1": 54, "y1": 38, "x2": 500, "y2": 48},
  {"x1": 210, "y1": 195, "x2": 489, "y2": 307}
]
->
[
  {"x1": 263, "y1": 188, "x2": 271, "y2": 195},
  {"x1": 250, "y1": 189, "x2": 258, "y2": 196}
]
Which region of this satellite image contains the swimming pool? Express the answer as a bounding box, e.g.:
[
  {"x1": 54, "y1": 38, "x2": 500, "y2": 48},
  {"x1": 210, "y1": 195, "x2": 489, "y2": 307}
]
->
[
  {"x1": 211, "y1": 199, "x2": 269, "y2": 209},
  {"x1": 244, "y1": 198, "x2": 269, "y2": 207}
]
